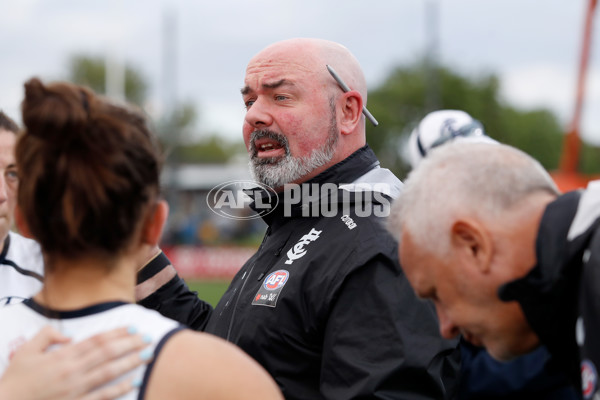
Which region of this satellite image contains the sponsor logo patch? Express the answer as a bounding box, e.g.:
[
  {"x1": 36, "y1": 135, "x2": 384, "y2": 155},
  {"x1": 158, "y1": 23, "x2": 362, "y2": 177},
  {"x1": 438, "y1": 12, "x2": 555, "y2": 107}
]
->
[
  {"x1": 582, "y1": 359, "x2": 598, "y2": 399},
  {"x1": 263, "y1": 270, "x2": 289, "y2": 290},
  {"x1": 252, "y1": 270, "x2": 289, "y2": 308},
  {"x1": 285, "y1": 228, "x2": 322, "y2": 265}
]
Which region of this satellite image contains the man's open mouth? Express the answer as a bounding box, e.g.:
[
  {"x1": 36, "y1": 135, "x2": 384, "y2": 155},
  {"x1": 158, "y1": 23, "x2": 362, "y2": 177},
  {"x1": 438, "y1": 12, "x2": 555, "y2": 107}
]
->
[{"x1": 251, "y1": 130, "x2": 289, "y2": 160}]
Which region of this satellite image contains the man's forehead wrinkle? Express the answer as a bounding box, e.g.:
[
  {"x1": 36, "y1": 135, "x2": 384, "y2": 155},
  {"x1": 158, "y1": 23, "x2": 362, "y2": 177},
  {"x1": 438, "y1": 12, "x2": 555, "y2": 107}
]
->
[
  {"x1": 246, "y1": 58, "x2": 315, "y2": 76},
  {"x1": 244, "y1": 60, "x2": 321, "y2": 96},
  {"x1": 262, "y1": 79, "x2": 295, "y2": 89}
]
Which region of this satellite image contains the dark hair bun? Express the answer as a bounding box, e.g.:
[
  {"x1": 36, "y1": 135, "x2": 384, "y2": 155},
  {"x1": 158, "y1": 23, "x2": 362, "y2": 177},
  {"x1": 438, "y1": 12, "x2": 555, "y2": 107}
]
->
[
  {"x1": 16, "y1": 77, "x2": 162, "y2": 258},
  {"x1": 22, "y1": 77, "x2": 90, "y2": 144}
]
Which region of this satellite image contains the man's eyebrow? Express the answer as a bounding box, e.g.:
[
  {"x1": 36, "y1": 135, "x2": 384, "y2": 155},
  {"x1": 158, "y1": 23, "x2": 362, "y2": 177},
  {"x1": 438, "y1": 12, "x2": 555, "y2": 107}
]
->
[
  {"x1": 241, "y1": 79, "x2": 293, "y2": 96},
  {"x1": 410, "y1": 278, "x2": 431, "y2": 300},
  {"x1": 263, "y1": 79, "x2": 292, "y2": 89},
  {"x1": 418, "y1": 286, "x2": 436, "y2": 300},
  {"x1": 241, "y1": 85, "x2": 252, "y2": 96}
]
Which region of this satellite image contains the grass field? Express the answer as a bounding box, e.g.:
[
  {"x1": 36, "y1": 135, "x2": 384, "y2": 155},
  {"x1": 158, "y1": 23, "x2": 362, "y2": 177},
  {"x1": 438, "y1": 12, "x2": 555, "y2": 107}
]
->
[{"x1": 187, "y1": 279, "x2": 231, "y2": 307}]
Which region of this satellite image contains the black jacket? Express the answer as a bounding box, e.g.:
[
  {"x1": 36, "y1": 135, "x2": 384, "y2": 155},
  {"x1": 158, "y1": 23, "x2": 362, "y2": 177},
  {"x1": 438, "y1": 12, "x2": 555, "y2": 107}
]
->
[
  {"x1": 500, "y1": 182, "x2": 600, "y2": 400},
  {"x1": 140, "y1": 146, "x2": 460, "y2": 399}
]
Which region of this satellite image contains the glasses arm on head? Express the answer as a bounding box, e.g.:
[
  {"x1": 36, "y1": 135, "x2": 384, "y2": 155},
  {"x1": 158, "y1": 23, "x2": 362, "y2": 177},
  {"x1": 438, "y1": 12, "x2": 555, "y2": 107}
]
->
[{"x1": 326, "y1": 65, "x2": 379, "y2": 127}]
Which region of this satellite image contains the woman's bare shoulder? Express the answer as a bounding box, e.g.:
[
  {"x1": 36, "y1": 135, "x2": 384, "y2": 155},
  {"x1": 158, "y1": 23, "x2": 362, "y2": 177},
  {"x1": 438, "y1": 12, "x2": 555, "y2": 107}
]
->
[{"x1": 145, "y1": 330, "x2": 283, "y2": 400}]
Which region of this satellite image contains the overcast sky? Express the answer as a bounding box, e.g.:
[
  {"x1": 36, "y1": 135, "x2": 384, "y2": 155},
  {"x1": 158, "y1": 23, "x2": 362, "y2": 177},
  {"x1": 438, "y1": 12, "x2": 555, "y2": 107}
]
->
[{"x1": 2, "y1": 0, "x2": 599, "y2": 146}]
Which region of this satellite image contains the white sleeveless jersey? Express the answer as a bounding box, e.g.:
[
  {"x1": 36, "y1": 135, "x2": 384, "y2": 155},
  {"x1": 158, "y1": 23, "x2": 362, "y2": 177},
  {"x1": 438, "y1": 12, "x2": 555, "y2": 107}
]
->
[
  {"x1": 0, "y1": 232, "x2": 44, "y2": 306},
  {"x1": 0, "y1": 300, "x2": 184, "y2": 400}
]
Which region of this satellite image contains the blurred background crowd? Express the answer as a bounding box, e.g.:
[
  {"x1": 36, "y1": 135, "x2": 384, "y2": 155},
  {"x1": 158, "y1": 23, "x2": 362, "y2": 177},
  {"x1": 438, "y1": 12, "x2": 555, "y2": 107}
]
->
[{"x1": 1, "y1": 0, "x2": 598, "y2": 279}]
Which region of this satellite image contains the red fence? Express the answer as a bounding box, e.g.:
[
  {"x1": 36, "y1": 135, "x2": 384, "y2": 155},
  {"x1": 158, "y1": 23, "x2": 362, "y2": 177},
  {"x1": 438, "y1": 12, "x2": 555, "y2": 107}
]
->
[{"x1": 162, "y1": 246, "x2": 255, "y2": 280}]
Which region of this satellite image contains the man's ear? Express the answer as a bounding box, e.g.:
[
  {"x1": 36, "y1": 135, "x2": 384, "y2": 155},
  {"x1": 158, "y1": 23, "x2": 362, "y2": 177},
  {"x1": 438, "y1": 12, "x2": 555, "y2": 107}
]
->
[
  {"x1": 338, "y1": 90, "x2": 363, "y2": 135},
  {"x1": 451, "y1": 219, "x2": 493, "y2": 273},
  {"x1": 14, "y1": 205, "x2": 34, "y2": 239},
  {"x1": 141, "y1": 200, "x2": 169, "y2": 246}
]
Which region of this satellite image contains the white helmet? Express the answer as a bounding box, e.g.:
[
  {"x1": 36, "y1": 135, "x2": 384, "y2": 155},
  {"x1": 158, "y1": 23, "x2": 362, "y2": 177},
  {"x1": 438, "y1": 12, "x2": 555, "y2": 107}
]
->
[{"x1": 407, "y1": 109, "x2": 498, "y2": 168}]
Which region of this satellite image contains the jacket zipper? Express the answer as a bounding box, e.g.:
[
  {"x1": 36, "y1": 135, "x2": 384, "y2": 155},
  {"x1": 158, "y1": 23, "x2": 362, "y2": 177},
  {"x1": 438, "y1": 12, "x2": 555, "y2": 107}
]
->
[{"x1": 225, "y1": 226, "x2": 271, "y2": 341}]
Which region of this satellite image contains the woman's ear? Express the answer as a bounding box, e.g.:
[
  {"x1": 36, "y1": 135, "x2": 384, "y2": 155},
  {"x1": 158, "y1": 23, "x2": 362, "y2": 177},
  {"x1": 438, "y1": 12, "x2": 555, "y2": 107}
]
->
[
  {"x1": 14, "y1": 205, "x2": 34, "y2": 239},
  {"x1": 142, "y1": 200, "x2": 169, "y2": 246},
  {"x1": 338, "y1": 91, "x2": 363, "y2": 135}
]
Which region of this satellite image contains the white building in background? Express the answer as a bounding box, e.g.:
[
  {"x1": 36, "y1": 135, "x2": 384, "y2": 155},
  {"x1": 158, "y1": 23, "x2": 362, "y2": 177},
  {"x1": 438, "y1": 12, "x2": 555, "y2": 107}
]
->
[
  {"x1": 161, "y1": 162, "x2": 264, "y2": 246},
  {"x1": 160, "y1": 162, "x2": 264, "y2": 280}
]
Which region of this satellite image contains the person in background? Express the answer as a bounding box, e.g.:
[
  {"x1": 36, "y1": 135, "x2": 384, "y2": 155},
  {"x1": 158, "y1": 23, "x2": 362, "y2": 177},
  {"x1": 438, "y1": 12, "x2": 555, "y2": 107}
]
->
[
  {"x1": 0, "y1": 78, "x2": 282, "y2": 400},
  {"x1": 407, "y1": 110, "x2": 578, "y2": 399},
  {"x1": 406, "y1": 109, "x2": 497, "y2": 168},
  {"x1": 387, "y1": 141, "x2": 599, "y2": 400},
  {"x1": 0, "y1": 111, "x2": 43, "y2": 305},
  {"x1": 0, "y1": 111, "x2": 188, "y2": 313},
  {"x1": 0, "y1": 110, "x2": 180, "y2": 400},
  {"x1": 136, "y1": 38, "x2": 461, "y2": 399}
]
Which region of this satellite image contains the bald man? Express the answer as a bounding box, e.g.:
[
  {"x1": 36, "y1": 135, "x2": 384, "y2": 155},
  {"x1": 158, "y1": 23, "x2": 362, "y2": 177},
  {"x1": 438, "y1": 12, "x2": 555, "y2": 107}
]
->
[{"x1": 136, "y1": 38, "x2": 460, "y2": 399}]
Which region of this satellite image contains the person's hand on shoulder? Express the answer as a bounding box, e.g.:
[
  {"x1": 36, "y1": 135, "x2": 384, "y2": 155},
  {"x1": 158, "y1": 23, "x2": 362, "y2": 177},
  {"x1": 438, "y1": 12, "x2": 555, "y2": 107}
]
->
[{"x1": 0, "y1": 325, "x2": 151, "y2": 400}]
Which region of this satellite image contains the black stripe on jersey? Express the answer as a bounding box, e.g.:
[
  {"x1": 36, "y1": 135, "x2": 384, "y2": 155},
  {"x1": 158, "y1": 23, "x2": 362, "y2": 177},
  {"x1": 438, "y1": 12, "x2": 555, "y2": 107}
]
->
[
  {"x1": 0, "y1": 296, "x2": 27, "y2": 306},
  {"x1": 1, "y1": 260, "x2": 43, "y2": 282},
  {"x1": 0, "y1": 234, "x2": 43, "y2": 282},
  {"x1": 0, "y1": 233, "x2": 8, "y2": 260},
  {"x1": 138, "y1": 325, "x2": 186, "y2": 400},
  {"x1": 137, "y1": 251, "x2": 171, "y2": 284},
  {"x1": 23, "y1": 298, "x2": 129, "y2": 319}
]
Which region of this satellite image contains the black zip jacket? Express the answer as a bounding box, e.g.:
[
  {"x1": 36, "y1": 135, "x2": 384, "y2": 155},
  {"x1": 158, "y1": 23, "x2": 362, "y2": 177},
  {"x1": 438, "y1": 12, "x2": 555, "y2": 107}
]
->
[
  {"x1": 138, "y1": 146, "x2": 460, "y2": 399},
  {"x1": 499, "y1": 182, "x2": 600, "y2": 400}
]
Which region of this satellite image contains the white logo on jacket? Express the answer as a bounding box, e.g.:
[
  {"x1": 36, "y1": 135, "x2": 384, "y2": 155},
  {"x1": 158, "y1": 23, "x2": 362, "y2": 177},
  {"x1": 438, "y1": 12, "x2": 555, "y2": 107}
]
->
[{"x1": 285, "y1": 228, "x2": 322, "y2": 265}]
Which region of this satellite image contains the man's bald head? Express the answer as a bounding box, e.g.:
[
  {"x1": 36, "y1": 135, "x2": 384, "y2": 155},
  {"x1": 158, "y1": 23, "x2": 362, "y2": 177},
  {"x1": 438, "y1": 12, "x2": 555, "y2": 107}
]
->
[
  {"x1": 248, "y1": 38, "x2": 368, "y2": 107},
  {"x1": 242, "y1": 38, "x2": 370, "y2": 187}
]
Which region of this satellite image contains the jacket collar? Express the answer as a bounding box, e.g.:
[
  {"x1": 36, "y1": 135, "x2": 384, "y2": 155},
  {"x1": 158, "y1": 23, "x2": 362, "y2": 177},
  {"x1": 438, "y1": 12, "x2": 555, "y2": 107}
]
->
[
  {"x1": 498, "y1": 189, "x2": 587, "y2": 387},
  {"x1": 250, "y1": 145, "x2": 380, "y2": 226},
  {"x1": 304, "y1": 144, "x2": 380, "y2": 186}
]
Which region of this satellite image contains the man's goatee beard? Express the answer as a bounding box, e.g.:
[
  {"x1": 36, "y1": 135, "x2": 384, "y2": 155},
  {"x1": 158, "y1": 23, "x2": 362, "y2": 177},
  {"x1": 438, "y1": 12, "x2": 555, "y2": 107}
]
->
[{"x1": 248, "y1": 120, "x2": 338, "y2": 189}]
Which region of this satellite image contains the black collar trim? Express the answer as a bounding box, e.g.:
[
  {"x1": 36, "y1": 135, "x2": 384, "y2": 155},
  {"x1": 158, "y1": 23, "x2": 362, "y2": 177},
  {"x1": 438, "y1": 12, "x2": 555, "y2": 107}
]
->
[{"x1": 23, "y1": 298, "x2": 129, "y2": 319}]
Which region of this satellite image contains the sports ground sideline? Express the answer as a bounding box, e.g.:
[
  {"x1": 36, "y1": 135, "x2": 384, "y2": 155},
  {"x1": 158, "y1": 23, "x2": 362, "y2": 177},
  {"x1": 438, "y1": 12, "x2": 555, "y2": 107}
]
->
[{"x1": 187, "y1": 279, "x2": 231, "y2": 307}]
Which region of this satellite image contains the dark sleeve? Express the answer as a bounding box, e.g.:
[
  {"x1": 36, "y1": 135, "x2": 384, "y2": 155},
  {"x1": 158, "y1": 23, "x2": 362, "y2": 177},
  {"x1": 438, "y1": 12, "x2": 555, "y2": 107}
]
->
[
  {"x1": 136, "y1": 251, "x2": 213, "y2": 331},
  {"x1": 457, "y1": 340, "x2": 579, "y2": 399},
  {"x1": 320, "y1": 253, "x2": 461, "y2": 400}
]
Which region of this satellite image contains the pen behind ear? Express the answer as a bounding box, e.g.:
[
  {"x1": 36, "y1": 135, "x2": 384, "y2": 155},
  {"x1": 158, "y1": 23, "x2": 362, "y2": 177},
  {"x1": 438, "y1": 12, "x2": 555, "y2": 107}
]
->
[{"x1": 326, "y1": 64, "x2": 379, "y2": 127}]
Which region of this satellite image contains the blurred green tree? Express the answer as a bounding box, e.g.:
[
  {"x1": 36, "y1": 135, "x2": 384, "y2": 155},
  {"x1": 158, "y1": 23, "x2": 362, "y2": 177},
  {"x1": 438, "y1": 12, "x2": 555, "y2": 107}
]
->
[
  {"x1": 65, "y1": 54, "x2": 241, "y2": 165},
  {"x1": 67, "y1": 55, "x2": 147, "y2": 106},
  {"x1": 176, "y1": 135, "x2": 244, "y2": 164},
  {"x1": 365, "y1": 60, "x2": 589, "y2": 180}
]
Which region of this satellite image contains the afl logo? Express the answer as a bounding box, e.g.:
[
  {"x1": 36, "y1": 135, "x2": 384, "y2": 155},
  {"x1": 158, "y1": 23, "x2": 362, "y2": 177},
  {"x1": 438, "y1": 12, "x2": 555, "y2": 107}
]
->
[
  {"x1": 207, "y1": 180, "x2": 278, "y2": 220},
  {"x1": 582, "y1": 359, "x2": 597, "y2": 399},
  {"x1": 264, "y1": 270, "x2": 289, "y2": 290}
]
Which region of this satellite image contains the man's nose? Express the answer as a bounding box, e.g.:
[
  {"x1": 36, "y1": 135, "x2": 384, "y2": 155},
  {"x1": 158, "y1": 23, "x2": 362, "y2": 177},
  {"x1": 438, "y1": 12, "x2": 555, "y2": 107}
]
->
[{"x1": 244, "y1": 98, "x2": 273, "y2": 128}]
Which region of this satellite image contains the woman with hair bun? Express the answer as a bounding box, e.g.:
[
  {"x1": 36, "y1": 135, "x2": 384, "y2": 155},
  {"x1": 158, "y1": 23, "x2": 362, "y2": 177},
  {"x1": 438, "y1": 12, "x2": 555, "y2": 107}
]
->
[{"x1": 0, "y1": 78, "x2": 282, "y2": 400}]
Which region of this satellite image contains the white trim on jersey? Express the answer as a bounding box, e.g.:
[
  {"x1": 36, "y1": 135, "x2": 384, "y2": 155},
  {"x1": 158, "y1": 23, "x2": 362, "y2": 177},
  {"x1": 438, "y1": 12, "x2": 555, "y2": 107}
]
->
[
  {"x1": 568, "y1": 180, "x2": 600, "y2": 240},
  {"x1": 0, "y1": 300, "x2": 184, "y2": 400},
  {"x1": 0, "y1": 232, "x2": 44, "y2": 306}
]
